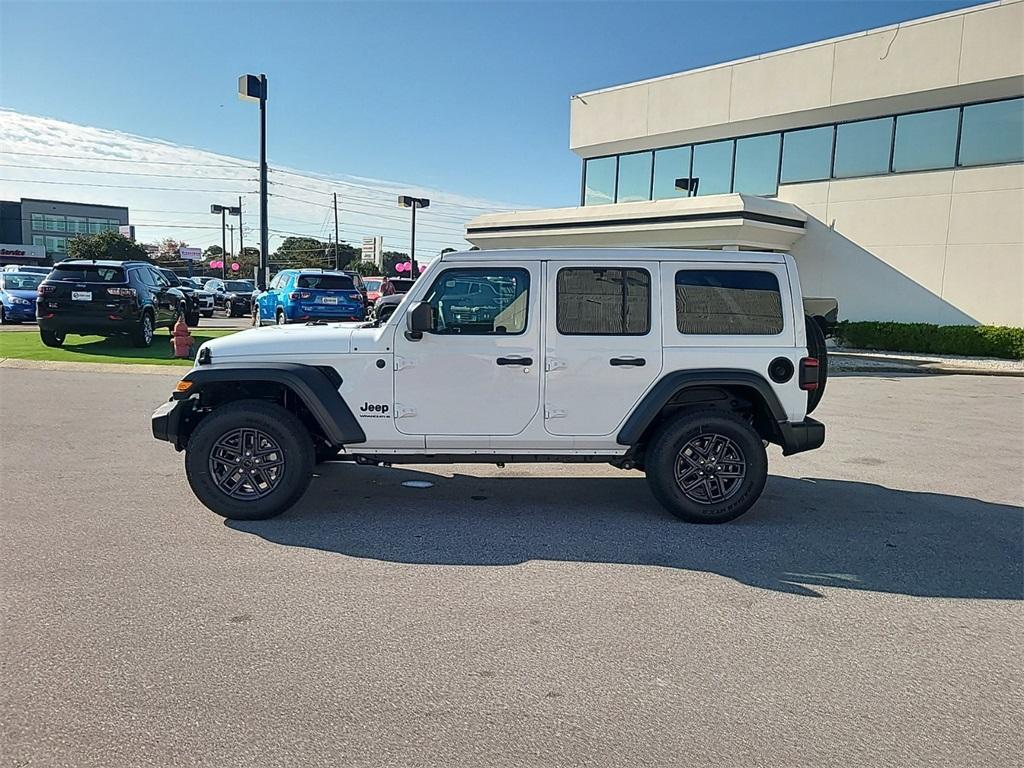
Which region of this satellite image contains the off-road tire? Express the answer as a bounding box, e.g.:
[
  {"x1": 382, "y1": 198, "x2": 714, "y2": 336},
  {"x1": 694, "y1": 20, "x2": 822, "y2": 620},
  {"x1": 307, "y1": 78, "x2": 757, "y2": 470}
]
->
[
  {"x1": 645, "y1": 407, "x2": 768, "y2": 524},
  {"x1": 805, "y1": 314, "x2": 828, "y2": 414},
  {"x1": 185, "y1": 399, "x2": 315, "y2": 521},
  {"x1": 40, "y1": 328, "x2": 65, "y2": 347},
  {"x1": 131, "y1": 311, "x2": 155, "y2": 348}
]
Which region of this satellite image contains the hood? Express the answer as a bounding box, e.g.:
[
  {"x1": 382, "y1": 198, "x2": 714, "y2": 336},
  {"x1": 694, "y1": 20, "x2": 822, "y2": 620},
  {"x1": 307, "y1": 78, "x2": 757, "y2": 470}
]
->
[
  {"x1": 199, "y1": 322, "x2": 362, "y2": 361},
  {"x1": 2, "y1": 289, "x2": 38, "y2": 301}
]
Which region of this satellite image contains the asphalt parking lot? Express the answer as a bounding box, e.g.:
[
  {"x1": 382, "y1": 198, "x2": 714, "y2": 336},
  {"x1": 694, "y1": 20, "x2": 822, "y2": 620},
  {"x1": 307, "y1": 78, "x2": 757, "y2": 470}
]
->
[{"x1": 1, "y1": 368, "x2": 1021, "y2": 767}]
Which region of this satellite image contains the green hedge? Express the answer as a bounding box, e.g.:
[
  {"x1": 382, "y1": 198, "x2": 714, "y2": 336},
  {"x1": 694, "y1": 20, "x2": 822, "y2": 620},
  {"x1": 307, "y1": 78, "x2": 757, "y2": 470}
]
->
[{"x1": 835, "y1": 321, "x2": 1024, "y2": 360}]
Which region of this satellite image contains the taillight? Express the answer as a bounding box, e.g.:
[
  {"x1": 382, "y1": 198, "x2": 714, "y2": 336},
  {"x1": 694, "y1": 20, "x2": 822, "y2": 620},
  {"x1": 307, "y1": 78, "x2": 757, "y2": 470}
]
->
[
  {"x1": 107, "y1": 287, "x2": 137, "y2": 298},
  {"x1": 349, "y1": 292, "x2": 362, "y2": 301},
  {"x1": 799, "y1": 357, "x2": 820, "y2": 390},
  {"x1": 38, "y1": 284, "x2": 55, "y2": 295},
  {"x1": 289, "y1": 291, "x2": 311, "y2": 300}
]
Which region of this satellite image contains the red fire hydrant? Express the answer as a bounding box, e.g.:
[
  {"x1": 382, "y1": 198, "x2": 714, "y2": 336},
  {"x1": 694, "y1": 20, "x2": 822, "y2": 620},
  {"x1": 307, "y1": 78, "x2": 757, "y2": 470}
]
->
[{"x1": 170, "y1": 315, "x2": 194, "y2": 359}]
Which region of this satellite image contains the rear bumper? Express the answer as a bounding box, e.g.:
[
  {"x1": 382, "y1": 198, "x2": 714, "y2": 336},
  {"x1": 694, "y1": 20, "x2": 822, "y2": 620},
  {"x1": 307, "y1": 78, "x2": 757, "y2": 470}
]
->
[
  {"x1": 37, "y1": 314, "x2": 138, "y2": 334},
  {"x1": 777, "y1": 417, "x2": 825, "y2": 456},
  {"x1": 287, "y1": 304, "x2": 365, "y2": 321}
]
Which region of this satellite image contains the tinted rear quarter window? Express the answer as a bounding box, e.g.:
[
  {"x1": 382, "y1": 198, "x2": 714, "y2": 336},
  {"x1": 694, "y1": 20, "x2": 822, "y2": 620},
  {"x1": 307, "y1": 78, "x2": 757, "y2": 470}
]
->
[
  {"x1": 675, "y1": 270, "x2": 783, "y2": 335},
  {"x1": 556, "y1": 267, "x2": 651, "y2": 335}
]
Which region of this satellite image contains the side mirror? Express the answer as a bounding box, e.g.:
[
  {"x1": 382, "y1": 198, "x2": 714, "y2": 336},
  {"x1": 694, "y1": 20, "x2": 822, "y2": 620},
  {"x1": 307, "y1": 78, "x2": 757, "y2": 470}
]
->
[{"x1": 405, "y1": 301, "x2": 434, "y2": 340}]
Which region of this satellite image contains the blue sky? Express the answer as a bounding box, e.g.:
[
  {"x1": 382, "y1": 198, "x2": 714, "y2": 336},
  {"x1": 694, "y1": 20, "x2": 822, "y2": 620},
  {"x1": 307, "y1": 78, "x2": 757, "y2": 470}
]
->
[{"x1": 1, "y1": 0, "x2": 981, "y2": 211}]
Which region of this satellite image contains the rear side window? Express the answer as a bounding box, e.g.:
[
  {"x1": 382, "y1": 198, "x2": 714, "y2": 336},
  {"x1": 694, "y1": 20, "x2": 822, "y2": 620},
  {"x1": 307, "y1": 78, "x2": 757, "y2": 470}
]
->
[
  {"x1": 297, "y1": 274, "x2": 354, "y2": 290},
  {"x1": 556, "y1": 267, "x2": 651, "y2": 335},
  {"x1": 675, "y1": 270, "x2": 783, "y2": 335},
  {"x1": 49, "y1": 265, "x2": 126, "y2": 283}
]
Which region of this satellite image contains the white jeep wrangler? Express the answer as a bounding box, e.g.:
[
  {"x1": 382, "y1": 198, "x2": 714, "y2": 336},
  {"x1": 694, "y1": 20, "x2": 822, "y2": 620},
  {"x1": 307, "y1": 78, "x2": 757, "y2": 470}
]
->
[{"x1": 152, "y1": 248, "x2": 827, "y2": 524}]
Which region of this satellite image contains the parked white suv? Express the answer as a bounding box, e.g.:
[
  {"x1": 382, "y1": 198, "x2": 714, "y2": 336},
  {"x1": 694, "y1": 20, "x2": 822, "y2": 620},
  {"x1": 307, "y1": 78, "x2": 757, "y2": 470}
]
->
[{"x1": 153, "y1": 249, "x2": 828, "y2": 524}]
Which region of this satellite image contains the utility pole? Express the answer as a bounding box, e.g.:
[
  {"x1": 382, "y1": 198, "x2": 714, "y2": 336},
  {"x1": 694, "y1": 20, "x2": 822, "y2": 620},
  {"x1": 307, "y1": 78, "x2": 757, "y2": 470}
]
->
[
  {"x1": 220, "y1": 207, "x2": 227, "y2": 279},
  {"x1": 228, "y1": 224, "x2": 235, "y2": 265},
  {"x1": 333, "y1": 192, "x2": 340, "y2": 270},
  {"x1": 237, "y1": 195, "x2": 244, "y2": 265}
]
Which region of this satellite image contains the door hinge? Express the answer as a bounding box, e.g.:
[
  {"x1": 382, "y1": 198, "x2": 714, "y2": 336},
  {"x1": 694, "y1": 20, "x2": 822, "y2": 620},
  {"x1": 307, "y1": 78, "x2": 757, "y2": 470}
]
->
[
  {"x1": 544, "y1": 405, "x2": 567, "y2": 419},
  {"x1": 395, "y1": 403, "x2": 417, "y2": 419},
  {"x1": 545, "y1": 358, "x2": 567, "y2": 372},
  {"x1": 394, "y1": 356, "x2": 415, "y2": 371}
]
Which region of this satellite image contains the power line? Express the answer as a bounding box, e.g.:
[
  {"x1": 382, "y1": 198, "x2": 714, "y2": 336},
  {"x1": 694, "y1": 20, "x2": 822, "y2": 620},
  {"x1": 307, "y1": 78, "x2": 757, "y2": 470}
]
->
[
  {"x1": 0, "y1": 177, "x2": 257, "y2": 194},
  {"x1": 0, "y1": 150, "x2": 254, "y2": 169},
  {"x1": 0, "y1": 163, "x2": 256, "y2": 182}
]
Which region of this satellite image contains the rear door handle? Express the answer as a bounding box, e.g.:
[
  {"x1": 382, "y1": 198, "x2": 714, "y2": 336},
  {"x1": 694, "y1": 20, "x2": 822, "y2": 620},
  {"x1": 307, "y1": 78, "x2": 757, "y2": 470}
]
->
[
  {"x1": 610, "y1": 357, "x2": 646, "y2": 367},
  {"x1": 497, "y1": 356, "x2": 533, "y2": 366}
]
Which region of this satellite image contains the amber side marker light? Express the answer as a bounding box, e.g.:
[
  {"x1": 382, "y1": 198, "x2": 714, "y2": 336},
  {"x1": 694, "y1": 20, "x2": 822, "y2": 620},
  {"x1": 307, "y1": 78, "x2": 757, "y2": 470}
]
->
[{"x1": 174, "y1": 380, "x2": 193, "y2": 393}]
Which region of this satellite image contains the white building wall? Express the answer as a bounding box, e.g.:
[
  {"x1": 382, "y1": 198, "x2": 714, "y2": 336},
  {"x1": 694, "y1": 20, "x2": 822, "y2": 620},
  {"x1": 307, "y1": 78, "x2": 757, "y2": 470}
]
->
[{"x1": 781, "y1": 164, "x2": 1023, "y2": 326}]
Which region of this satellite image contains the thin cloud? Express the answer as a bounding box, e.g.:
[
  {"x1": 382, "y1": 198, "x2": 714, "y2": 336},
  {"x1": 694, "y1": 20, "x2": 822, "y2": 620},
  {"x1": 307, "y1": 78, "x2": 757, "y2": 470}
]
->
[{"x1": 0, "y1": 110, "x2": 527, "y2": 257}]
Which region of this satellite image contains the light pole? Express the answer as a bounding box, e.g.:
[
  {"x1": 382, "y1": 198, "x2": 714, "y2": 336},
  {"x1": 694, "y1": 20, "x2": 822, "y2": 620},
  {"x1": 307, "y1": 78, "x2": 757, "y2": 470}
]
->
[
  {"x1": 210, "y1": 204, "x2": 241, "y2": 279},
  {"x1": 398, "y1": 195, "x2": 430, "y2": 278},
  {"x1": 238, "y1": 73, "x2": 269, "y2": 290}
]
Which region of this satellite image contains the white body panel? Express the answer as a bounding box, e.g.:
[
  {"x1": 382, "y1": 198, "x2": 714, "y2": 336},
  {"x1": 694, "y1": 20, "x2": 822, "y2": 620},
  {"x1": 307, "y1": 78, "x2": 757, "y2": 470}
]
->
[{"x1": 196, "y1": 248, "x2": 812, "y2": 455}]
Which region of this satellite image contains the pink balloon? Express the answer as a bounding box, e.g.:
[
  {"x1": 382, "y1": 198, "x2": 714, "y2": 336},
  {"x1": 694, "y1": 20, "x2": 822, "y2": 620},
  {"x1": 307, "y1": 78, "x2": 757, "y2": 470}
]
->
[
  {"x1": 209, "y1": 260, "x2": 222, "y2": 268},
  {"x1": 395, "y1": 262, "x2": 407, "y2": 272},
  {"x1": 231, "y1": 262, "x2": 240, "y2": 271},
  {"x1": 419, "y1": 264, "x2": 426, "y2": 272}
]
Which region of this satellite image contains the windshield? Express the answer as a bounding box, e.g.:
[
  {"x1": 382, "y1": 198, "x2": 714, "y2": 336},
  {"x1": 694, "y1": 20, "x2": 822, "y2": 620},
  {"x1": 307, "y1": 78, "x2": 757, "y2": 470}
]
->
[
  {"x1": 48, "y1": 265, "x2": 126, "y2": 283},
  {"x1": 224, "y1": 280, "x2": 252, "y2": 292},
  {"x1": 297, "y1": 274, "x2": 354, "y2": 290},
  {"x1": 2, "y1": 273, "x2": 44, "y2": 291},
  {"x1": 364, "y1": 279, "x2": 382, "y2": 291}
]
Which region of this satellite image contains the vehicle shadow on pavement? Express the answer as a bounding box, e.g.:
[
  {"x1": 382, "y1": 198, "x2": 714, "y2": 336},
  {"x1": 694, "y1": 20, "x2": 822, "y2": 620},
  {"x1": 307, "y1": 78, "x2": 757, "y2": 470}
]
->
[{"x1": 228, "y1": 465, "x2": 1023, "y2": 599}]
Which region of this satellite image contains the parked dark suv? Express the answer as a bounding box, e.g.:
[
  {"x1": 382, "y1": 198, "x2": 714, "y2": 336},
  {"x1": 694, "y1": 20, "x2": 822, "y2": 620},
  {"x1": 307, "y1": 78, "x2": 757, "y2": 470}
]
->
[{"x1": 36, "y1": 260, "x2": 190, "y2": 348}]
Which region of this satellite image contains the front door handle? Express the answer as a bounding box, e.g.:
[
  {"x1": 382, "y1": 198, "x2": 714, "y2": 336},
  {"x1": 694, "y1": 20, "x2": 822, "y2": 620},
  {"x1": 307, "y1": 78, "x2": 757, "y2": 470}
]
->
[
  {"x1": 497, "y1": 356, "x2": 533, "y2": 366},
  {"x1": 610, "y1": 357, "x2": 646, "y2": 367}
]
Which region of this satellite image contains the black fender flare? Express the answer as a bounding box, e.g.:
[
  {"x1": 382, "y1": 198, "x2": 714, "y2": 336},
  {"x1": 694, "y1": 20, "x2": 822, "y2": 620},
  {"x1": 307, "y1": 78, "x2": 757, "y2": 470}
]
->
[
  {"x1": 177, "y1": 362, "x2": 366, "y2": 446},
  {"x1": 616, "y1": 369, "x2": 787, "y2": 446}
]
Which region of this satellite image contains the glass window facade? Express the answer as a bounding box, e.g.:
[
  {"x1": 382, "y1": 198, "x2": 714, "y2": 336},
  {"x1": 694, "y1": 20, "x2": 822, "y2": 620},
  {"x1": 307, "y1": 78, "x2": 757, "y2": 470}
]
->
[
  {"x1": 556, "y1": 267, "x2": 650, "y2": 335},
  {"x1": 691, "y1": 140, "x2": 733, "y2": 196},
  {"x1": 581, "y1": 98, "x2": 1024, "y2": 205},
  {"x1": 652, "y1": 146, "x2": 692, "y2": 200},
  {"x1": 834, "y1": 117, "x2": 893, "y2": 178},
  {"x1": 780, "y1": 126, "x2": 834, "y2": 183},
  {"x1": 893, "y1": 108, "x2": 959, "y2": 172},
  {"x1": 959, "y1": 98, "x2": 1024, "y2": 167},
  {"x1": 733, "y1": 133, "x2": 781, "y2": 195},
  {"x1": 584, "y1": 156, "x2": 616, "y2": 206},
  {"x1": 675, "y1": 270, "x2": 783, "y2": 335},
  {"x1": 616, "y1": 152, "x2": 652, "y2": 203}
]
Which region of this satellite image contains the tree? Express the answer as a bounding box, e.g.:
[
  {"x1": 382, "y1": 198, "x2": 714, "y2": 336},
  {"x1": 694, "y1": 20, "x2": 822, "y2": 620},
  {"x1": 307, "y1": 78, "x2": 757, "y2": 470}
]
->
[
  {"x1": 203, "y1": 245, "x2": 224, "y2": 259},
  {"x1": 271, "y1": 237, "x2": 360, "y2": 270},
  {"x1": 67, "y1": 231, "x2": 149, "y2": 262},
  {"x1": 381, "y1": 250, "x2": 409, "y2": 276},
  {"x1": 347, "y1": 260, "x2": 380, "y2": 277},
  {"x1": 151, "y1": 238, "x2": 189, "y2": 266}
]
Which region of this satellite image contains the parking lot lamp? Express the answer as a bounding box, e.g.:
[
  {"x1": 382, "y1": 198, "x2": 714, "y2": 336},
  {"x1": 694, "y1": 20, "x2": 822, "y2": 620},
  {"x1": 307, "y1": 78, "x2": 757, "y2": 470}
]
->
[
  {"x1": 398, "y1": 196, "x2": 430, "y2": 279},
  {"x1": 238, "y1": 73, "x2": 268, "y2": 290},
  {"x1": 210, "y1": 204, "x2": 241, "y2": 278}
]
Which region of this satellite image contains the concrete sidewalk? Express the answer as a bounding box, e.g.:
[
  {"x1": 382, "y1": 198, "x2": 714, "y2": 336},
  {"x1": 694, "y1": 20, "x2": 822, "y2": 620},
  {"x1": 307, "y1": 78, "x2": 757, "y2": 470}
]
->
[{"x1": 831, "y1": 349, "x2": 1023, "y2": 377}]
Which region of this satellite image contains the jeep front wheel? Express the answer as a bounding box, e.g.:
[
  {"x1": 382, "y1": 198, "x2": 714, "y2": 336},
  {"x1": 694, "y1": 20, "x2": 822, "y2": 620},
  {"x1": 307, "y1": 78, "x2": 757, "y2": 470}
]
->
[
  {"x1": 645, "y1": 408, "x2": 768, "y2": 524},
  {"x1": 184, "y1": 399, "x2": 315, "y2": 520}
]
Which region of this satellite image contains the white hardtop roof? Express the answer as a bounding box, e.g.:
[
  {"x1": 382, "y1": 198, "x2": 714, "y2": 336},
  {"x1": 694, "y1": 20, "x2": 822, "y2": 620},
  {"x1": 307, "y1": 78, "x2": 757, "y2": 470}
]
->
[{"x1": 440, "y1": 248, "x2": 787, "y2": 264}]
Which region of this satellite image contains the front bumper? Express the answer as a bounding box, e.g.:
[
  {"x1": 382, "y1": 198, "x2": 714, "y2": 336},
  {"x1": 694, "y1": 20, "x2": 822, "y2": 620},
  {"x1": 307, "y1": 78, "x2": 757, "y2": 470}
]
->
[
  {"x1": 777, "y1": 417, "x2": 825, "y2": 456},
  {"x1": 152, "y1": 398, "x2": 196, "y2": 450},
  {"x1": 2, "y1": 302, "x2": 36, "y2": 320}
]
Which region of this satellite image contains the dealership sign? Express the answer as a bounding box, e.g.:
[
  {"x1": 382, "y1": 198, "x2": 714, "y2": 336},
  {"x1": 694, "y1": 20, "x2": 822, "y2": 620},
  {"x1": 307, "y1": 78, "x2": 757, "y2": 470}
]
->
[
  {"x1": 0, "y1": 243, "x2": 46, "y2": 261},
  {"x1": 179, "y1": 246, "x2": 203, "y2": 261}
]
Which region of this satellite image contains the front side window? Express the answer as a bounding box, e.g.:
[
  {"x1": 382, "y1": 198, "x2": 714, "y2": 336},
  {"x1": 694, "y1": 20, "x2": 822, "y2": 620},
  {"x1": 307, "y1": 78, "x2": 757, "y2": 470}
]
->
[
  {"x1": 833, "y1": 117, "x2": 893, "y2": 178},
  {"x1": 733, "y1": 133, "x2": 781, "y2": 196},
  {"x1": 423, "y1": 268, "x2": 529, "y2": 335},
  {"x1": 583, "y1": 156, "x2": 616, "y2": 206},
  {"x1": 675, "y1": 270, "x2": 783, "y2": 335},
  {"x1": 691, "y1": 139, "x2": 734, "y2": 196},
  {"x1": 556, "y1": 267, "x2": 650, "y2": 336},
  {"x1": 781, "y1": 126, "x2": 834, "y2": 184},
  {"x1": 959, "y1": 98, "x2": 1024, "y2": 167},
  {"x1": 652, "y1": 146, "x2": 692, "y2": 199},
  {"x1": 893, "y1": 108, "x2": 959, "y2": 172},
  {"x1": 616, "y1": 152, "x2": 652, "y2": 203}
]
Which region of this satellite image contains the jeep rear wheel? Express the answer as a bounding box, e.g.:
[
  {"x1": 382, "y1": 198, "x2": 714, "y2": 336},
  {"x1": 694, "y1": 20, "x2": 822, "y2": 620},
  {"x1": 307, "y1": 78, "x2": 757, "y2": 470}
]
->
[
  {"x1": 40, "y1": 329, "x2": 65, "y2": 347},
  {"x1": 645, "y1": 408, "x2": 768, "y2": 524},
  {"x1": 131, "y1": 312, "x2": 155, "y2": 348},
  {"x1": 185, "y1": 399, "x2": 315, "y2": 521}
]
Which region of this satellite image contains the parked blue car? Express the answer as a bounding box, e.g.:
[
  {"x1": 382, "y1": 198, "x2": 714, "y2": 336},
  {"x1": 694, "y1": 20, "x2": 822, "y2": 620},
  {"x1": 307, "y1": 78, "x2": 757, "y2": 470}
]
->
[
  {"x1": 0, "y1": 271, "x2": 45, "y2": 324},
  {"x1": 254, "y1": 269, "x2": 366, "y2": 325}
]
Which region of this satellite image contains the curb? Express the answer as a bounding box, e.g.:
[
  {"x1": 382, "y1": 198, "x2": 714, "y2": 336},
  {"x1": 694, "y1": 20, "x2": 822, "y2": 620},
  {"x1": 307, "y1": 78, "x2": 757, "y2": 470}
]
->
[
  {"x1": 0, "y1": 358, "x2": 187, "y2": 376},
  {"x1": 830, "y1": 358, "x2": 1023, "y2": 378}
]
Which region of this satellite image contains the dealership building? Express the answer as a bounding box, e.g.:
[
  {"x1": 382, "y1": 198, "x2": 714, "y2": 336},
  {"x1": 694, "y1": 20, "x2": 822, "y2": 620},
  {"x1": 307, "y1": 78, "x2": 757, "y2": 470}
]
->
[
  {"x1": 467, "y1": 0, "x2": 1023, "y2": 327},
  {"x1": 0, "y1": 198, "x2": 130, "y2": 265}
]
